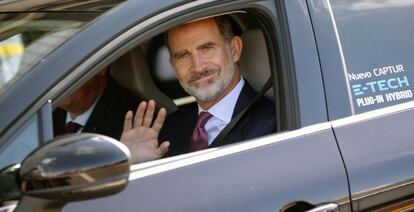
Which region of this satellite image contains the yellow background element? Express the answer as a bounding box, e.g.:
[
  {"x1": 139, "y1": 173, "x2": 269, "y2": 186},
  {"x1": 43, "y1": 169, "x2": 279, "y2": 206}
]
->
[{"x1": 0, "y1": 43, "x2": 24, "y2": 57}]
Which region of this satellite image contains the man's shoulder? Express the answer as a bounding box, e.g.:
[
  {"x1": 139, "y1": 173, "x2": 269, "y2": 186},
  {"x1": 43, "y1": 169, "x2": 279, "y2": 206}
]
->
[
  {"x1": 235, "y1": 81, "x2": 275, "y2": 115},
  {"x1": 163, "y1": 103, "x2": 197, "y2": 124},
  {"x1": 256, "y1": 95, "x2": 275, "y2": 113},
  {"x1": 98, "y1": 76, "x2": 139, "y2": 110},
  {"x1": 160, "y1": 102, "x2": 198, "y2": 137},
  {"x1": 83, "y1": 77, "x2": 139, "y2": 139},
  {"x1": 160, "y1": 102, "x2": 198, "y2": 156},
  {"x1": 239, "y1": 82, "x2": 276, "y2": 134}
]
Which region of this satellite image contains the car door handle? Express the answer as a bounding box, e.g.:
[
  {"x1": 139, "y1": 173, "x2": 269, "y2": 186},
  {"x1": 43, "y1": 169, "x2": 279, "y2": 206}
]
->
[
  {"x1": 305, "y1": 203, "x2": 339, "y2": 212},
  {"x1": 280, "y1": 201, "x2": 339, "y2": 212}
]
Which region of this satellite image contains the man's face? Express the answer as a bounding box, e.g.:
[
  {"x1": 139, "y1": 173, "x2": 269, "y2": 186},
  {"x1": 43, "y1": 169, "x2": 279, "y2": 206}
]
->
[
  {"x1": 168, "y1": 18, "x2": 242, "y2": 102},
  {"x1": 59, "y1": 68, "x2": 108, "y2": 116},
  {"x1": 59, "y1": 78, "x2": 97, "y2": 112}
]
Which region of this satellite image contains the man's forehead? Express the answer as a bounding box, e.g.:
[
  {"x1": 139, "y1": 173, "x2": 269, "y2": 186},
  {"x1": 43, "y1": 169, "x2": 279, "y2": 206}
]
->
[{"x1": 168, "y1": 18, "x2": 219, "y2": 39}]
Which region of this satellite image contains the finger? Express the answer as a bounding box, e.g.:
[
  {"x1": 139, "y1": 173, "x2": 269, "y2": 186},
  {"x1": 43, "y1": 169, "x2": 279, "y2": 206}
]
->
[
  {"x1": 123, "y1": 111, "x2": 133, "y2": 133},
  {"x1": 134, "y1": 101, "x2": 147, "y2": 127},
  {"x1": 156, "y1": 141, "x2": 170, "y2": 157},
  {"x1": 143, "y1": 99, "x2": 156, "y2": 127},
  {"x1": 152, "y1": 108, "x2": 166, "y2": 132}
]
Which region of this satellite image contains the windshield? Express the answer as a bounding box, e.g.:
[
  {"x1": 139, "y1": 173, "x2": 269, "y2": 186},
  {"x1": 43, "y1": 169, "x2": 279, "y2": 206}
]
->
[{"x1": 0, "y1": 12, "x2": 101, "y2": 94}]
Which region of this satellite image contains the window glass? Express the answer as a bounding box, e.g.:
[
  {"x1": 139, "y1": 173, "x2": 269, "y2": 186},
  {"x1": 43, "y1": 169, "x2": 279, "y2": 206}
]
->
[
  {"x1": 331, "y1": 0, "x2": 414, "y2": 113},
  {"x1": 0, "y1": 115, "x2": 39, "y2": 203},
  {"x1": 0, "y1": 11, "x2": 101, "y2": 94},
  {"x1": 0, "y1": 115, "x2": 39, "y2": 170}
]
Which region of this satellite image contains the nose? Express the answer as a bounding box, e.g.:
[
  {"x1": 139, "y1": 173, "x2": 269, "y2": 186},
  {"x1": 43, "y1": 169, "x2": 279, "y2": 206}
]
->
[{"x1": 191, "y1": 53, "x2": 207, "y2": 73}]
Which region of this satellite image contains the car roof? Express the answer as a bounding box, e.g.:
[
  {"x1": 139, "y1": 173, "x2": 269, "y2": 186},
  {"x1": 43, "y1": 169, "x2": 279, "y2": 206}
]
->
[{"x1": 0, "y1": 0, "x2": 125, "y2": 12}]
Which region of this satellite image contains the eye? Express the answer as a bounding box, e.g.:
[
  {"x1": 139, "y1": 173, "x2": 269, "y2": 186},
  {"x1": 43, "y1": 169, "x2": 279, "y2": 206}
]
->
[
  {"x1": 203, "y1": 45, "x2": 214, "y2": 52},
  {"x1": 175, "y1": 52, "x2": 189, "y2": 60},
  {"x1": 202, "y1": 46, "x2": 213, "y2": 52},
  {"x1": 199, "y1": 42, "x2": 215, "y2": 53}
]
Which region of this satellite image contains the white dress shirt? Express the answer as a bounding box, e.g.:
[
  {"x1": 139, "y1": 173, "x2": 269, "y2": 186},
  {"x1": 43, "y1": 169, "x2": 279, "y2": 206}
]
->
[
  {"x1": 198, "y1": 78, "x2": 245, "y2": 145},
  {"x1": 65, "y1": 97, "x2": 100, "y2": 133}
]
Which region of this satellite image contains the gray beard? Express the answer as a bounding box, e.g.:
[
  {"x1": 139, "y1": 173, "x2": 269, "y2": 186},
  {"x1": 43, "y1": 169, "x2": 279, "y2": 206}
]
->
[{"x1": 181, "y1": 64, "x2": 235, "y2": 102}]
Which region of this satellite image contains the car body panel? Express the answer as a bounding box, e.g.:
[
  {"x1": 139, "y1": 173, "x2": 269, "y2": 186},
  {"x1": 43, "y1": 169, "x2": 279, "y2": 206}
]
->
[
  {"x1": 309, "y1": 0, "x2": 414, "y2": 210},
  {"x1": 306, "y1": 0, "x2": 354, "y2": 120},
  {"x1": 284, "y1": 0, "x2": 328, "y2": 127},
  {"x1": 328, "y1": 0, "x2": 414, "y2": 210},
  {"x1": 333, "y1": 103, "x2": 414, "y2": 210},
  {"x1": 331, "y1": 0, "x2": 414, "y2": 114},
  {"x1": 65, "y1": 125, "x2": 349, "y2": 211}
]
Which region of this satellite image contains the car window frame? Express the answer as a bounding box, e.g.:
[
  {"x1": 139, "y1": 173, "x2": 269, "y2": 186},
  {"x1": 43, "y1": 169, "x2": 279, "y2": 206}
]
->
[
  {"x1": 46, "y1": 1, "x2": 299, "y2": 160},
  {"x1": 5, "y1": 0, "x2": 317, "y2": 170}
]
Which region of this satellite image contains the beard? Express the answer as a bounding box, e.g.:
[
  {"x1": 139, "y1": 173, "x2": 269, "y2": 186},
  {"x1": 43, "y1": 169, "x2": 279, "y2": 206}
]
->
[{"x1": 179, "y1": 63, "x2": 235, "y2": 101}]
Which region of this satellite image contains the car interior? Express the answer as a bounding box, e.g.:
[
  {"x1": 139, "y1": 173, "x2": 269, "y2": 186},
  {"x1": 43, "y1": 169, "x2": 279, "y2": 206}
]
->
[
  {"x1": 108, "y1": 12, "x2": 274, "y2": 112},
  {"x1": 52, "y1": 11, "x2": 277, "y2": 160}
]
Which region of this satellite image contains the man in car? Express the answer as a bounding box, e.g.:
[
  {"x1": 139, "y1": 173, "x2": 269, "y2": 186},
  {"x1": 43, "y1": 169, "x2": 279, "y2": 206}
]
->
[
  {"x1": 53, "y1": 67, "x2": 139, "y2": 140},
  {"x1": 120, "y1": 15, "x2": 276, "y2": 162}
]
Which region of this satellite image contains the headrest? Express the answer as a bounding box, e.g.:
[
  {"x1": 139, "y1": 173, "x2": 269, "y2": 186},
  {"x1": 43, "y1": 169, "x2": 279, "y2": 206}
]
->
[
  {"x1": 110, "y1": 46, "x2": 177, "y2": 113},
  {"x1": 153, "y1": 45, "x2": 176, "y2": 82},
  {"x1": 239, "y1": 28, "x2": 273, "y2": 98}
]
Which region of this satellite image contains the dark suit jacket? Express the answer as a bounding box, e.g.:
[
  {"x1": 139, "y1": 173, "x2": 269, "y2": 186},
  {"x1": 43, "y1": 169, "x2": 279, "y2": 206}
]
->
[
  {"x1": 53, "y1": 77, "x2": 139, "y2": 140},
  {"x1": 160, "y1": 82, "x2": 276, "y2": 157}
]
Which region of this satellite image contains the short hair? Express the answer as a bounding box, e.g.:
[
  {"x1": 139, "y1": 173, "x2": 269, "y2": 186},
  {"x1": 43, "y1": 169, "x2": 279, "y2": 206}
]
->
[
  {"x1": 214, "y1": 15, "x2": 234, "y2": 41},
  {"x1": 164, "y1": 15, "x2": 235, "y2": 51}
]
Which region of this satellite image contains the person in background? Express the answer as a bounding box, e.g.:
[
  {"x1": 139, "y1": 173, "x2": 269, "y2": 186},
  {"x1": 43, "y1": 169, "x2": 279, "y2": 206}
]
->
[{"x1": 53, "y1": 66, "x2": 139, "y2": 140}]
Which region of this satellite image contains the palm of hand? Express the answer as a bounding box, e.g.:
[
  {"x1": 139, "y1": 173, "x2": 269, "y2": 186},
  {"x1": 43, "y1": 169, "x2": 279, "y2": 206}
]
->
[
  {"x1": 121, "y1": 127, "x2": 161, "y2": 162},
  {"x1": 121, "y1": 126, "x2": 158, "y2": 144},
  {"x1": 120, "y1": 100, "x2": 169, "y2": 164}
]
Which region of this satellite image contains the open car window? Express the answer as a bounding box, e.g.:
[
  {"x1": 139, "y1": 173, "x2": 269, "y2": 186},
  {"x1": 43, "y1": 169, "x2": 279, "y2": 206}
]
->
[{"x1": 50, "y1": 11, "x2": 281, "y2": 165}]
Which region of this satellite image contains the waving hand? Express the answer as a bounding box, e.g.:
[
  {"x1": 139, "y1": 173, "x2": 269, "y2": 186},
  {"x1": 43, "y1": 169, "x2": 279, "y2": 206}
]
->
[{"x1": 120, "y1": 100, "x2": 169, "y2": 164}]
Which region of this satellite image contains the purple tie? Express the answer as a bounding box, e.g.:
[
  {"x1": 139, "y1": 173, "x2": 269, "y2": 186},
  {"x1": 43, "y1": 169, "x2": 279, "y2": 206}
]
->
[{"x1": 189, "y1": 111, "x2": 213, "y2": 152}]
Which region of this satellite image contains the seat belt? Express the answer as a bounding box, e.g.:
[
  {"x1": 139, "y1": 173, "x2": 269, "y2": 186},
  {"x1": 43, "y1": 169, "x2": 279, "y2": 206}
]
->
[{"x1": 210, "y1": 76, "x2": 273, "y2": 146}]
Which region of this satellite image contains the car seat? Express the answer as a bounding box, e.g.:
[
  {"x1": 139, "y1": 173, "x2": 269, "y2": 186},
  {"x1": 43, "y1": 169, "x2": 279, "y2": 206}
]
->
[
  {"x1": 239, "y1": 28, "x2": 273, "y2": 98},
  {"x1": 109, "y1": 45, "x2": 178, "y2": 114}
]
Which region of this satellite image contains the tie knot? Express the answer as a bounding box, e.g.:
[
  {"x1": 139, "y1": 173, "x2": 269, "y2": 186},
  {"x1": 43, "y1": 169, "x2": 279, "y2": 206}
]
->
[
  {"x1": 197, "y1": 111, "x2": 212, "y2": 128},
  {"x1": 65, "y1": 121, "x2": 82, "y2": 134}
]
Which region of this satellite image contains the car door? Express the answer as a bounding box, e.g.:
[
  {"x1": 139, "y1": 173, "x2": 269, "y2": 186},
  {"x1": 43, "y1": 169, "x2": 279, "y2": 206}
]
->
[
  {"x1": 308, "y1": 0, "x2": 414, "y2": 210},
  {"x1": 0, "y1": 0, "x2": 351, "y2": 211},
  {"x1": 60, "y1": 0, "x2": 351, "y2": 211}
]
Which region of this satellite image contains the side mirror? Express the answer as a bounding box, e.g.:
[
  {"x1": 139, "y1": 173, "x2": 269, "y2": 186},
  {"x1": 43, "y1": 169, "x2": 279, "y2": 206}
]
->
[{"x1": 17, "y1": 133, "x2": 130, "y2": 208}]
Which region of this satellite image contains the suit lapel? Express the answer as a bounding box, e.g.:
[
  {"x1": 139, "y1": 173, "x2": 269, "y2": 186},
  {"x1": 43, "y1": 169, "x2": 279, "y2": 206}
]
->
[
  {"x1": 210, "y1": 82, "x2": 257, "y2": 147},
  {"x1": 184, "y1": 105, "x2": 198, "y2": 152},
  {"x1": 232, "y1": 82, "x2": 256, "y2": 118}
]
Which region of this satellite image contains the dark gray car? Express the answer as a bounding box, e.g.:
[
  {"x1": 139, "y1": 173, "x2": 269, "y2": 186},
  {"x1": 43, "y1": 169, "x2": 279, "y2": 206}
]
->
[{"x1": 1, "y1": 0, "x2": 414, "y2": 211}]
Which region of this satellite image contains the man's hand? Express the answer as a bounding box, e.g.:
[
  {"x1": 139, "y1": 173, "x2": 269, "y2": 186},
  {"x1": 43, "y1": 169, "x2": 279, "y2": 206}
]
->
[{"x1": 120, "y1": 100, "x2": 169, "y2": 164}]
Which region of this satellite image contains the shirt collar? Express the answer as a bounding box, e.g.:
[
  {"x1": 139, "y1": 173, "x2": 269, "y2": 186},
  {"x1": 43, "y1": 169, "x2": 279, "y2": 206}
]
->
[
  {"x1": 198, "y1": 77, "x2": 245, "y2": 123},
  {"x1": 66, "y1": 96, "x2": 100, "y2": 126}
]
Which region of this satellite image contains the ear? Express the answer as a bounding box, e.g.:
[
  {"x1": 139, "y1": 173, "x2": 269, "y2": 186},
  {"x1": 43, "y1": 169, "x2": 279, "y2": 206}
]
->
[{"x1": 231, "y1": 36, "x2": 243, "y2": 63}]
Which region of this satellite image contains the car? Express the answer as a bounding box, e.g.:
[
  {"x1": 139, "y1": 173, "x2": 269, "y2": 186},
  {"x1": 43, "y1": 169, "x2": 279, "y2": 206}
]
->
[{"x1": 1, "y1": 0, "x2": 414, "y2": 211}]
